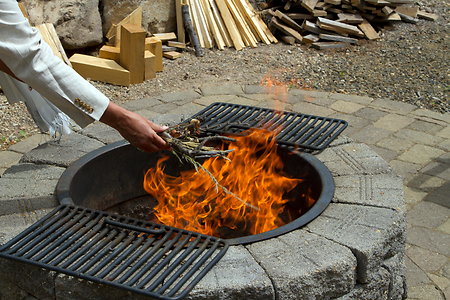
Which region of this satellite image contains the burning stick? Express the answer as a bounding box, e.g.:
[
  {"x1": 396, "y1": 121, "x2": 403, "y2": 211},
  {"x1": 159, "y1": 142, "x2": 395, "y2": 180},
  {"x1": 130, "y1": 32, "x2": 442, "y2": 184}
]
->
[
  {"x1": 158, "y1": 119, "x2": 260, "y2": 211},
  {"x1": 158, "y1": 119, "x2": 236, "y2": 160}
]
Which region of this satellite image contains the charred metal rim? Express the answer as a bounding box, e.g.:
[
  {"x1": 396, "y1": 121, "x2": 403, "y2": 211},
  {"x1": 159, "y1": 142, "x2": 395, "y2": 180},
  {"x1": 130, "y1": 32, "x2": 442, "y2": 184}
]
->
[{"x1": 56, "y1": 140, "x2": 334, "y2": 245}]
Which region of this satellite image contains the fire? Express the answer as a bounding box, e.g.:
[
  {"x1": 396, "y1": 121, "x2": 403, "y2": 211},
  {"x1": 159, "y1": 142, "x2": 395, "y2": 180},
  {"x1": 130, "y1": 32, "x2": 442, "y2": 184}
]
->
[{"x1": 143, "y1": 128, "x2": 304, "y2": 237}]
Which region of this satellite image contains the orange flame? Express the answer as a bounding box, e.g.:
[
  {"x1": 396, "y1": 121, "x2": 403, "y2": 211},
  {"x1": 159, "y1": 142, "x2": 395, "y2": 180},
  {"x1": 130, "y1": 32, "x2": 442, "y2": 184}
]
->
[{"x1": 143, "y1": 129, "x2": 303, "y2": 237}]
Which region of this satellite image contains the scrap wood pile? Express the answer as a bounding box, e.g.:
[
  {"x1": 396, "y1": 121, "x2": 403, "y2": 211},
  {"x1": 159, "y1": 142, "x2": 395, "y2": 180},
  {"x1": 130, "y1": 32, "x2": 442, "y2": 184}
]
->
[
  {"x1": 176, "y1": 0, "x2": 278, "y2": 53},
  {"x1": 259, "y1": 0, "x2": 439, "y2": 49}
]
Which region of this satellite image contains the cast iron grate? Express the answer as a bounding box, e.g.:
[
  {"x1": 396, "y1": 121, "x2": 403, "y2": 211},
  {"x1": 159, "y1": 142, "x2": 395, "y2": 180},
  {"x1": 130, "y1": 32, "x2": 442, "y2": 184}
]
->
[
  {"x1": 0, "y1": 205, "x2": 229, "y2": 300},
  {"x1": 188, "y1": 102, "x2": 348, "y2": 151}
]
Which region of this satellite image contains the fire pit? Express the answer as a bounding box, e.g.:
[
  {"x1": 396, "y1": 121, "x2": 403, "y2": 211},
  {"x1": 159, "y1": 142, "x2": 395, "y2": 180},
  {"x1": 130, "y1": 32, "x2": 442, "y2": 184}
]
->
[
  {"x1": 0, "y1": 100, "x2": 406, "y2": 300},
  {"x1": 55, "y1": 138, "x2": 334, "y2": 245}
]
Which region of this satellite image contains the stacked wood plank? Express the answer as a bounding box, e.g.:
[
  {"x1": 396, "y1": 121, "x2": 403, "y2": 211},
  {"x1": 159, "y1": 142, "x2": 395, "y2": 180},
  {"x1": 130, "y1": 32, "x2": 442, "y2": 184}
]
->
[
  {"x1": 177, "y1": 0, "x2": 278, "y2": 51},
  {"x1": 70, "y1": 8, "x2": 164, "y2": 86},
  {"x1": 263, "y1": 0, "x2": 438, "y2": 49}
]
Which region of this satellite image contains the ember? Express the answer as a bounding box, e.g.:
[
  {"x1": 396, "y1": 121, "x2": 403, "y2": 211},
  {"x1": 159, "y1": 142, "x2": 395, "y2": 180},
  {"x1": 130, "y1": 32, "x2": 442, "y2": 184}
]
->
[{"x1": 143, "y1": 128, "x2": 314, "y2": 238}]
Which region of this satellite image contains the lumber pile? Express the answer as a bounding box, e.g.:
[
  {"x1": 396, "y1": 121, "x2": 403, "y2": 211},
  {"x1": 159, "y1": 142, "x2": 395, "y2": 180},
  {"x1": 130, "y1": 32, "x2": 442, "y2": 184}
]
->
[
  {"x1": 69, "y1": 8, "x2": 165, "y2": 86},
  {"x1": 176, "y1": 0, "x2": 278, "y2": 51},
  {"x1": 262, "y1": 0, "x2": 438, "y2": 49}
]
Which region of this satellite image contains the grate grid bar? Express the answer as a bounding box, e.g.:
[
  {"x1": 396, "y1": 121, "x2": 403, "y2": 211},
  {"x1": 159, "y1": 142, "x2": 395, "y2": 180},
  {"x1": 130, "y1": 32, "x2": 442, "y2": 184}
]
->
[
  {"x1": 190, "y1": 102, "x2": 347, "y2": 151},
  {"x1": 0, "y1": 205, "x2": 228, "y2": 300}
]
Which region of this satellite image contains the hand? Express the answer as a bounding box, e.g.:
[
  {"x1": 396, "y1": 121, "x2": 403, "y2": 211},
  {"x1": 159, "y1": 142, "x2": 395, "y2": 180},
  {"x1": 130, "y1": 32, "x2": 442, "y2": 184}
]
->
[{"x1": 100, "y1": 102, "x2": 170, "y2": 152}]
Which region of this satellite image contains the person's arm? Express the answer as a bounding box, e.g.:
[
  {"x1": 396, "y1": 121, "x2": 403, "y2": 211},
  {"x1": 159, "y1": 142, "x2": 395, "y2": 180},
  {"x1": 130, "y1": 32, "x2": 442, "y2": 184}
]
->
[
  {"x1": 100, "y1": 102, "x2": 169, "y2": 152},
  {"x1": 0, "y1": 0, "x2": 169, "y2": 152}
]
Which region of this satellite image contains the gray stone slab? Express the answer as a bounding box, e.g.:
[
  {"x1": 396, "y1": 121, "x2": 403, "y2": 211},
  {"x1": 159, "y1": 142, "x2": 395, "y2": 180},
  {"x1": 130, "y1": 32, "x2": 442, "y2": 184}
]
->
[
  {"x1": 406, "y1": 119, "x2": 445, "y2": 135},
  {"x1": 157, "y1": 89, "x2": 202, "y2": 105},
  {"x1": 200, "y1": 84, "x2": 244, "y2": 96},
  {"x1": 406, "y1": 245, "x2": 448, "y2": 273},
  {"x1": 243, "y1": 84, "x2": 268, "y2": 94},
  {"x1": 329, "y1": 112, "x2": 371, "y2": 130},
  {"x1": 405, "y1": 255, "x2": 431, "y2": 286},
  {"x1": 81, "y1": 123, "x2": 123, "y2": 144},
  {"x1": 421, "y1": 160, "x2": 450, "y2": 181},
  {"x1": 288, "y1": 89, "x2": 334, "y2": 106},
  {"x1": 317, "y1": 143, "x2": 392, "y2": 176},
  {"x1": 0, "y1": 164, "x2": 64, "y2": 216},
  {"x1": 333, "y1": 174, "x2": 404, "y2": 211},
  {"x1": 407, "y1": 201, "x2": 450, "y2": 229},
  {"x1": 8, "y1": 133, "x2": 51, "y2": 154},
  {"x1": 350, "y1": 125, "x2": 392, "y2": 145},
  {"x1": 188, "y1": 246, "x2": 274, "y2": 300},
  {"x1": 369, "y1": 145, "x2": 399, "y2": 163},
  {"x1": 334, "y1": 267, "x2": 390, "y2": 300},
  {"x1": 194, "y1": 94, "x2": 259, "y2": 107},
  {"x1": 411, "y1": 108, "x2": 450, "y2": 123},
  {"x1": 329, "y1": 94, "x2": 374, "y2": 105},
  {"x1": 0, "y1": 150, "x2": 22, "y2": 169},
  {"x1": 354, "y1": 107, "x2": 388, "y2": 122},
  {"x1": 307, "y1": 203, "x2": 405, "y2": 283},
  {"x1": 20, "y1": 133, "x2": 104, "y2": 168},
  {"x1": 394, "y1": 129, "x2": 444, "y2": 147},
  {"x1": 292, "y1": 101, "x2": 336, "y2": 116},
  {"x1": 121, "y1": 97, "x2": 164, "y2": 111},
  {"x1": 407, "y1": 226, "x2": 450, "y2": 256},
  {"x1": 169, "y1": 102, "x2": 205, "y2": 119},
  {"x1": 247, "y1": 230, "x2": 356, "y2": 300},
  {"x1": 423, "y1": 181, "x2": 450, "y2": 208},
  {"x1": 369, "y1": 99, "x2": 417, "y2": 114}
]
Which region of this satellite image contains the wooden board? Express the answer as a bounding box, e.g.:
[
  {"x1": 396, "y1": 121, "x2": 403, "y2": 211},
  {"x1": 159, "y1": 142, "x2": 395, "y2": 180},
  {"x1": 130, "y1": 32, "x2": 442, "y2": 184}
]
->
[
  {"x1": 319, "y1": 33, "x2": 358, "y2": 43},
  {"x1": 317, "y1": 17, "x2": 364, "y2": 37},
  {"x1": 357, "y1": 20, "x2": 380, "y2": 40},
  {"x1": 270, "y1": 18, "x2": 303, "y2": 43},
  {"x1": 200, "y1": 0, "x2": 226, "y2": 49},
  {"x1": 119, "y1": 23, "x2": 146, "y2": 84},
  {"x1": 215, "y1": 0, "x2": 245, "y2": 50},
  {"x1": 144, "y1": 51, "x2": 156, "y2": 80},
  {"x1": 70, "y1": 54, "x2": 130, "y2": 86},
  {"x1": 227, "y1": 0, "x2": 258, "y2": 47},
  {"x1": 153, "y1": 32, "x2": 178, "y2": 41},
  {"x1": 145, "y1": 37, "x2": 163, "y2": 72},
  {"x1": 192, "y1": 0, "x2": 214, "y2": 48},
  {"x1": 176, "y1": 0, "x2": 186, "y2": 43},
  {"x1": 208, "y1": 0, "x2": 233, "y2": 47},
  {"x1": 99, "y1": 45, "x2": 120, "y2": 62},
  {"x1": 107, "y1": 6, "x2": 143, "y2": 47},
  {"x1": 163, "y1": 51, "x2": 182, "y2": 59},
  {"x1": 301, "y1": 0, "x2": 319, "y2": 12}
]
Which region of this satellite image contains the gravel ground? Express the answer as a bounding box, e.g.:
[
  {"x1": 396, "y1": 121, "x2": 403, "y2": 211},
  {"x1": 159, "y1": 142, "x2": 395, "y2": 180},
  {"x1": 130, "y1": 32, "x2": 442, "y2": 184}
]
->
[{"x1": 1, "y1": 0, "x2": 448, "y2": 150}]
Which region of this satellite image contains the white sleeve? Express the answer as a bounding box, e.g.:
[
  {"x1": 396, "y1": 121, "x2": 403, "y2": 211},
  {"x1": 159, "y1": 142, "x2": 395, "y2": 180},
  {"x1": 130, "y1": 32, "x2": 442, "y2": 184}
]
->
[{"x1": 0, "y1": 0, "x2": 110, "y2": 127}]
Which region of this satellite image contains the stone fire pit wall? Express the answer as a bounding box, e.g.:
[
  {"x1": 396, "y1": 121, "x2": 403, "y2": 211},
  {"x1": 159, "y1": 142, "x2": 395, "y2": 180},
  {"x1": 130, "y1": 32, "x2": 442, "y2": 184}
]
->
[{"x1": 0, "y1": 85, "x2": 406, "y2": 300}]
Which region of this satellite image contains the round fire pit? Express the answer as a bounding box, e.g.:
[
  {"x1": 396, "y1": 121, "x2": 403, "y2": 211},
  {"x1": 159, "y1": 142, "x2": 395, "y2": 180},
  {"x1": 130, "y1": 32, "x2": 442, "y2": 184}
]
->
[{"x1": 55, "y1": 140, "x2": 334, "y2": 245}]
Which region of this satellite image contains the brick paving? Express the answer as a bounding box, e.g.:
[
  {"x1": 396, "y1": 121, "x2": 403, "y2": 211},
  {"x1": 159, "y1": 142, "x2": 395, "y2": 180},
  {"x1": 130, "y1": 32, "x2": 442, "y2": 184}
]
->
[{"x1": 0, "y1": 85, "x2": 448, "y2": 299}]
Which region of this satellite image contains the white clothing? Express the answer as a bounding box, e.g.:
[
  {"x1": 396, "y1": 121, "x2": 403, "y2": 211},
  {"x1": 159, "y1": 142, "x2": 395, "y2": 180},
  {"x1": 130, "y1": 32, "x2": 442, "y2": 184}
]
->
[{"x1": 0, "y1": 0, "x2": 109, "y2": 129}]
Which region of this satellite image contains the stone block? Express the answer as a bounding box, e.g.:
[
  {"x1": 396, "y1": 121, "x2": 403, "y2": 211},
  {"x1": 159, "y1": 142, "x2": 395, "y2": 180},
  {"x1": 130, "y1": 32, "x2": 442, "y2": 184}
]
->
[
  {"x1": 200, "y1": 84, "x2": 244, "y2": 96},
  {"x1": 169, "y1": 103, "x2": 205, "y2": 119},
  {"x1": 376, "y1": 136, "x2": 415, "y2": 152},
  {"x1": 8, "y1": 134, "x2": 51, "y2": 154},
  {"x1": 335, "y1": 267, "x2": 390, "y2": 300},
  {"x1": 316, "y1": 143, "x2": 392, "y2": 176},
  {"x1": 406, "y1": 226, "x2": 450, "y2": 256},
  {"x1": 373, "y1": 114, "x2": 414, "y2": 131},
  {"x1": 329, "y1": 112, "x2": 370, "y2": 130},
  {"x1": 406, "y1": 245, "x2": 448, "y2": 273},
  {"x1": 292, "y1": 101, "x2": 336, "y2": 116},
  {"x1": 329, "y1": 93, "x2": 374, "y2": 105},
  {"x1": 411, "y1": 109, "x2": 450, "y2": 123},
  {"x1": 0, "y1": 164, "x2": 64, "y2": 216},
  {"x1": 407, "y1": 284, "x2": 445, "y2": 300},
  {"x1": 349, "y1": 125, "x2": 391, "y2": 144},
  {"x1": 243, "y1": 85, "x2": 268, "y2": 94},
  {"x1": 307, "y1": 203, "x2": 405, "y2": 283},
  {"x1": 0, "y1": 151, "x2": 22, "y2": 169},
  {"x1": 122, "y1": 97, "x2": 164, "y2": 111},
  {"x1": 407, "y1": 201, "x2": 449, "y2": 229},
  {"x1": 389, "y1": 160, "x2": 420, "y2": 182},
  {"x1": 382, "y1": 253, "x2": 407, "y2": 300},
  {"x1": 20, "y1": 133, "x2": 104, "y2": 168},
  {"x1": 369, "y1": 99, "x2": 417, "y2": 114},
  {"x1": 0, "y1": 258, "x2": 56, "y2": 299},
  {"x1": 394, "y1": 129, "x2": 443, "y2": 147},
  {"x1": 397, "y1": 144, "x2": 445, "y2": 165},
  {"x1": 288, "y1": 89, "x2": 333, "y2": 105},
  {"x1": 81, "y1": 123, "x2": 123, "y2": 145},
  {"x1": 157, "y1": 90, "x2": 202, "y2": 105},
  {"x1": 369, "y1": 145, "x2": 399, "y2": 163},
  {"x1": 421, "y1": 161, "x2": 450, "y2": 181},
  {"x1": 194, "y1": 95, "x2": 252, "y2": 107},
  {"x1": 330, "y1": 100, "x2": 365, "y2": 114},
  {"x1": 436, "y1": 126, "x2": 450, "y2": 139},
  {"x1": 354, "y1": 107, "x2": 388, "y2": 122},
  {"x1": 333, "y1": 174, "x2": 404, "y2": 211},
  {"x1": 406, "y1": 120, "x2": 444, "y2": 135},
  {"x1": 247, "y1": 230, "x2": 356, "y2": 300},
  {"x1": 405, "y1": 255, "x2": 431, "y2": 286},
  {"x1": 189, "y1": 246, "x2": 274, "y2": 300},
  {"x1": 148, "y1": 102, "x2": 179, "y2": 114}
]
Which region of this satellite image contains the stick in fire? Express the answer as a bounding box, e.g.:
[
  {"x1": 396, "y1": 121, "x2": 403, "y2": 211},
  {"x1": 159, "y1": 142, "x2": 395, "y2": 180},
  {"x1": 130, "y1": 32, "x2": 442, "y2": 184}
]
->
[{"x1": 157, "y1": 119, "x2": 260, "y2": 211}]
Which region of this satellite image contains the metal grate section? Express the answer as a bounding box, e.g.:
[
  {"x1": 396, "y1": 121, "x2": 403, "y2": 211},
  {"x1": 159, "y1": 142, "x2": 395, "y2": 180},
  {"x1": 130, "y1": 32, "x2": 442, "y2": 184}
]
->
[
  {"x1": 0, "y1": 205, "x2": 229, "y2": 300},
  {"x1": 189, "y1": 102, "x2": 348, "y2": 151}
]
